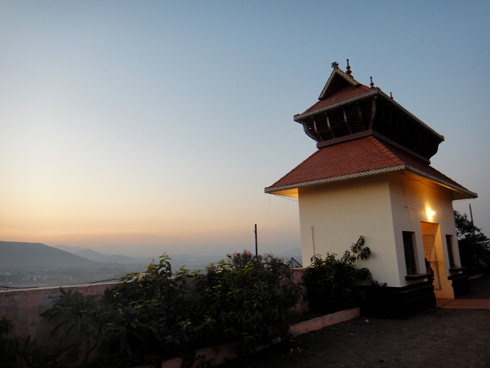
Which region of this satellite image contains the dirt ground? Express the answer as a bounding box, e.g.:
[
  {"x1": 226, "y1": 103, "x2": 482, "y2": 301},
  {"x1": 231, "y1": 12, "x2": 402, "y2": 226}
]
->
[{"x1": 221, "y1": 276, "x2": 490, "y2": 368}]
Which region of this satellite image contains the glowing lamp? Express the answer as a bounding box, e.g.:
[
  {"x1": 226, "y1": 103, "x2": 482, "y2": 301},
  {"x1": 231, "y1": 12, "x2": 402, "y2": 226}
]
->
[{"x1": 426, "y1": 208, "x2": 436, "y2": 222}]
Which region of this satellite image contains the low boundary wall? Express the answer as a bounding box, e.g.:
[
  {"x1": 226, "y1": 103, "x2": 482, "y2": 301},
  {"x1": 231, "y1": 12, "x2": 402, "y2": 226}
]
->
[{"x1": 0, "y1": 282, "x2": 119, "y2": 340}]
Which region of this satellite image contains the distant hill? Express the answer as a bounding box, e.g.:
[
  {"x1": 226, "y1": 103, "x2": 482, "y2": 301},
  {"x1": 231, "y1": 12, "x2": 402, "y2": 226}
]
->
[
  {"x1": 0, "y1": 241, "x2": 100, "y2": 271},
  {"x1": 75, "y1": 248, "x2": 144, "y2": 265},
  {"x1": 54, "y1": 244, "x2": 86, "y2": 254},
  {"x1": 54, "y1": 244, "x2": 146, "y2": 265}
]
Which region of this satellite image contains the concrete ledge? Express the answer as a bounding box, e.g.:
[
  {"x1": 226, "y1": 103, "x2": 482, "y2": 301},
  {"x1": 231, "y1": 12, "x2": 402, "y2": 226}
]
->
[
  {"x1": 439, "y1": 299, "x2": 490, "y2": 309},
  {"x1": 290, "y1": 307, "x2": 360, "y2": 336},
  {"x1": 161, "y1": 307, "x2": 360, "y2": 368}
]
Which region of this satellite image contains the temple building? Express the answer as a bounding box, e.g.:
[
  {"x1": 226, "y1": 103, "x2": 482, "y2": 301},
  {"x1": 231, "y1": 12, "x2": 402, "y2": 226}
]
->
[{"x1": 265, "y1": 61, "x2": 477, "y2": 317}]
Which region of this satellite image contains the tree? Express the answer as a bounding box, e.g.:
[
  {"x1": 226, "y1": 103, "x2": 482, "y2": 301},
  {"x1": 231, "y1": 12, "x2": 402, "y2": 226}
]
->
[{"x1": 454, "y1": 211, "x2": 490, "y2": 274}]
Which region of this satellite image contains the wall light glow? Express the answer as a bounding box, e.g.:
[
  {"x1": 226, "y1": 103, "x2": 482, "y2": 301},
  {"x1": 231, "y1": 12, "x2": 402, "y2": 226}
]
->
[{"x1": 426, "y1": 208, "x2": 436, "y2": 222}]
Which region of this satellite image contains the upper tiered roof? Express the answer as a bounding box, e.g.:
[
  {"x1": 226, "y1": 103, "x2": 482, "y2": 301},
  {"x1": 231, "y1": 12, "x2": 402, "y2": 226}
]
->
[
  {"x1": 265, "y1": 61, "x2": 477, "y2": 200},
  {"x1": 294, "y1": 61, "x2": 444, "y2": 162}
]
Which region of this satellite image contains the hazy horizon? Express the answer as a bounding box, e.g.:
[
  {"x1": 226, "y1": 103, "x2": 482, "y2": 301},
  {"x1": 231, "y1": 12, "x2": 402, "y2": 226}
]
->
[
  {"x1": 1, "y1": 1, "x2": 489, "y2": 256},
  {"x1": 1, "y1": 239, "x2": 302, "y2": 261}
]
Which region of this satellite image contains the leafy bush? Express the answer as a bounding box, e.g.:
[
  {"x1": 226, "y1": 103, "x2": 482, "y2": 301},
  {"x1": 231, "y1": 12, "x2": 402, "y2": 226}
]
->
[
  {"x1": 195, "y1": 251, "x2": 301, "y2": 352},
  {"x1": 114, "y1": 255, "x2": 217, "y2": 365},
  {"x1": 304, "y1": 236, "x2": 374, "y2": 313},
  {"x1": 0, "y1": 317, "x2": 18, "y2": 368},
  {"x1": 0, "y1": 316, "x2": 73, "y2": 368},
  {"x1": 41, "y1": 288, "x2": 100, "y2": 366},
  {"x1": 41, "y1": 251, "x2": 301, "y2": 367},
  {"x1": 17, "y1": 335, "x2": 75, "y2": 368},
  {"x1": 42, "y1": 254, "x2": 206, "y2": 367}
]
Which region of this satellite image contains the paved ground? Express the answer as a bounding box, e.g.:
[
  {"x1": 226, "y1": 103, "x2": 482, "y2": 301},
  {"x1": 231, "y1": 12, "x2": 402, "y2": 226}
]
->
[
  {"x1": 221, "y1": 275, "x2": 490, "y2": 368},
  {"x1": 439, "y1": 275, "x2": 490, "y2": 309}
]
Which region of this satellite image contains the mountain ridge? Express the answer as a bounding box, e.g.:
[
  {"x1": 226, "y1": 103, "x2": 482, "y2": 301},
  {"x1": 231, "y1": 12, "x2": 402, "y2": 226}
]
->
[{"x1": 0, "y1": 241, "x2": 100, "y2": 271}]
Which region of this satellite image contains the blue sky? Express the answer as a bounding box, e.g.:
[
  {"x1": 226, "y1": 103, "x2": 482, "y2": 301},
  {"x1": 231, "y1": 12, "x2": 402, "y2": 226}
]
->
[{"x1": 1, "y1": 1, "x2": 489, "y2": 258}]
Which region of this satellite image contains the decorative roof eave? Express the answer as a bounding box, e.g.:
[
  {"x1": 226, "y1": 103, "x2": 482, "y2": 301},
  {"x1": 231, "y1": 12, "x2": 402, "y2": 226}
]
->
[
  {"x1": 294, "y1": 89, "x2": 445, "y2": 142},
  {"x1": 265, "y1": 164, "x2": 477, "y2": 199},
  {"x1": 405, "y1": 166, "x2": 478, "y2": 199},
  {"x1": 294, "y1": 90, "x2": 378, "y2": 121},
  {"x1": 376, "y1": 90, "x2": 445, "y2": 142},
  {"x1": 265, "y1": 165, "x2": 406, "y2": 194}
]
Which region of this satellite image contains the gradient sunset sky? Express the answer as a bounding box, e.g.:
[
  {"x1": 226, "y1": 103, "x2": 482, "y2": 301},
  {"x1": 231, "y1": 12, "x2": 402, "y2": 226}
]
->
[{"x1": 1, "y1": 1, "x2": 489, "y2": 258}]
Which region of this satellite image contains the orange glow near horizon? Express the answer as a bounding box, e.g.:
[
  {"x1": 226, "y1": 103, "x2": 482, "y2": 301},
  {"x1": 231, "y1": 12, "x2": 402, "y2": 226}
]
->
[{"x1": 0, "y1": 189, "x2": 301, "y2": 255}]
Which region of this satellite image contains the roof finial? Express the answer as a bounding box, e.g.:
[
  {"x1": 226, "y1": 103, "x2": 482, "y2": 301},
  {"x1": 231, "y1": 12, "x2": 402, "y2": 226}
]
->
[
  {"x1": 390, "y1": 92, "x2": 393, "y2": 99},
  {"x1": 370, "y1": 76, "x2": 374, "y2": 88},
  {"x1": 331, "y1": 61, "x2": 339, "y2": 69},
  {"x1": 346, "y1": 59, "x2": 352, "y2": 75}
]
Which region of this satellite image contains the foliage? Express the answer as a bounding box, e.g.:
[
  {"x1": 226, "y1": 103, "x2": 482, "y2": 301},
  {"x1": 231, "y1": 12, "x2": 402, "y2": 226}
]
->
[
  {"x1": 109, "y1": 254, "x2": 212, "y2": 366},
  {"x1": 41, "y1": 288, "x2": 100, "y2": 366},
  {"x1": 195, "y1": 251, "x2": 301, "y2": 353},
  {"x1": 17, "y1": 335, "x2": 76, "y2": 368},
  {"x1": 0, "y1": 316, "x2": 73, "y2": 368},
  {"x1": 40, "y1": 251, "x2": 300, "y2": 367},
  {"x1": 42, "y1": 254, "x2": 204, "y2": 367},
  {"x1": 454, "y1": 211, "x2": 490, "y2": 274},
  {"x1": 41, "y1": 287, "x2": 127, "y2": 367},
  {"x1": 304, "y1": 236, "x2": 374, "y2": 313},
  {"x1": 0, "y1": 317, "x2": 18, "y2": 368}
]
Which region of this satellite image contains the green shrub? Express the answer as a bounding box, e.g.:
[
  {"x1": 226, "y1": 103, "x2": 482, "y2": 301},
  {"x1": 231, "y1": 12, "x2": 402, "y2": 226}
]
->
[
  {"x1": 304, "y1": 236, "x2": 373, "y2": 313},
  {"x1": 195, "y1": 251, "x2": 301, "y2": 353},
  {"x1": 0, "y1": 317, "x2": 18, "y2": 368},
  {"x1": 41, "y1": 251, "x2": 301, "y2": 367},
  {"x1": 0, "y1": 316, "x2": 74, "y2": 368},
  {"x1": 43, "y1": 254, "x2": 209, "y2": 367},
  {"x1": 17, "y1": 335, "x2": 75, "y2": 368},
  {"x1": 107, "y1": 255, "x2": 210, "y2": 365}
]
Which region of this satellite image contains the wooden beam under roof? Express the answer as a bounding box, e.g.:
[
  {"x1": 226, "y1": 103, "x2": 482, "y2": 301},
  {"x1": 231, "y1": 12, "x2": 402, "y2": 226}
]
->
[{"x1": 342, "y1": 108, "x2": 353, "y2": 135}]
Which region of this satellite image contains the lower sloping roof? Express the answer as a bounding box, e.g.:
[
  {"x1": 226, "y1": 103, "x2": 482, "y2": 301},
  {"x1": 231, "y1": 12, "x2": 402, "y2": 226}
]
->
[{"x1": 265, "y1": 135, "x2": 477, "y2": 199}]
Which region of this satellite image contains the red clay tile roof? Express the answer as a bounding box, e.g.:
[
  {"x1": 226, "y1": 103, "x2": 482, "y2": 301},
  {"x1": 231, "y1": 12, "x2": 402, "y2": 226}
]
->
[
  {"x1": 301, "y1": 83, "x2": 375, "y2": 115},
  {"x1": 265, "y1": 135, "x2": 476, "y2": 199}
]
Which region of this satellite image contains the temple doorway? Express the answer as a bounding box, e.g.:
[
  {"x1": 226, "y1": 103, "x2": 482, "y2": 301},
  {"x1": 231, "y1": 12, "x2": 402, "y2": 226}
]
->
[{"x1": 422, "y1": 234, "x2": 441, "y2": 290}]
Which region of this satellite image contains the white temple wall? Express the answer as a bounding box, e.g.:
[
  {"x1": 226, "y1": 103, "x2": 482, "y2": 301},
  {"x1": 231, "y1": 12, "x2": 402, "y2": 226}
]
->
[
  {"x1": 298, "y1": 176, "x2": 402, "y2": 286},
  {"x1": 297, "y1": 171, "x2": 461, "y2": 295}
]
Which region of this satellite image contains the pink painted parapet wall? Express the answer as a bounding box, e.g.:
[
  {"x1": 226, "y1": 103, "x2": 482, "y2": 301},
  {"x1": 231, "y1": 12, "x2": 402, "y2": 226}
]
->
[{"x1": 0, "y1": 282, "x2": 119, "y2": 341}]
